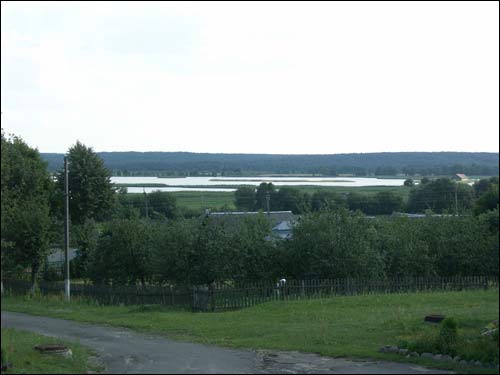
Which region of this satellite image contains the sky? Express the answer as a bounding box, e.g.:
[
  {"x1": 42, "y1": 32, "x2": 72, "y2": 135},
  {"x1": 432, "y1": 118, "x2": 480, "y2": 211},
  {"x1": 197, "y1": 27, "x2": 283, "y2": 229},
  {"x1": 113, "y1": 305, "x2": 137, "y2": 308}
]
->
[{"x1": 1, "y1": 1, "x2": 499, "y2": 154}]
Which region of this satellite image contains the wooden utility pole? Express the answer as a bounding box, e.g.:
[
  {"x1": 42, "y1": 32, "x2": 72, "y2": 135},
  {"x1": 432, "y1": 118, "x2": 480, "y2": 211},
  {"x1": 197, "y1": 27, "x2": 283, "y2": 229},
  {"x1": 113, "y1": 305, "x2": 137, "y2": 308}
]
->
[
  {"x1": 64, "y1": 157, "x2": 70, "y2": 301},
  {"x1": 143, "y1": 188, "x2": 149, "y2": 219}
]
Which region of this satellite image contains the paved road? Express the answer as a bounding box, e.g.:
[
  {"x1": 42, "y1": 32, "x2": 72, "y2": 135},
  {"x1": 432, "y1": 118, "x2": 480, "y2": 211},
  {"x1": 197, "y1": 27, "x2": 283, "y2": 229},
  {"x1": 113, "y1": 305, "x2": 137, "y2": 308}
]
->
[{"x1": 1, "y1": 311, "x2": 453, "y2": 374}]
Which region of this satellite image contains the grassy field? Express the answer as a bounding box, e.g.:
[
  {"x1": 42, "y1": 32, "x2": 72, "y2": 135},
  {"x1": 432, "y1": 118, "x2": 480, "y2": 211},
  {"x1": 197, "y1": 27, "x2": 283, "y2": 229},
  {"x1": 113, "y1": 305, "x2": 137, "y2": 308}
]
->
[
  {"x1": 171, "y1": 191, "x2": 236, "y2": 210},
  {"x1": 2, "y1": 289, "x2": 498, "y2": 373},
  {"x1": 1, "y1": 328, "x2": 101, "y2": 374},
  {"x1": 296, "y1": 185, "x2": 411, "y2": 199},
  {"x1": 168, "y1": 185, "x2": 411, "y2": 212}
]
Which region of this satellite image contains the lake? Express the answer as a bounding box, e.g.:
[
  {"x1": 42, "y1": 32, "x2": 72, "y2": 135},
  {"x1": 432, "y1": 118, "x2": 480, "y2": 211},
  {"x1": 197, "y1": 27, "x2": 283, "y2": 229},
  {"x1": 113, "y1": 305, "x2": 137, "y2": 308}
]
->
[{"x1": 111, "y1": 176, "x2": 406, "y2": 193}]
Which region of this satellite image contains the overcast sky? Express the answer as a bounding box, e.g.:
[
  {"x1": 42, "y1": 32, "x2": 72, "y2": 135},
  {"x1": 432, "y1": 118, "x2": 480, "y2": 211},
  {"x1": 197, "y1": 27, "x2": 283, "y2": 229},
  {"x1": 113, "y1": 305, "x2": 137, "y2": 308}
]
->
[{"x1": 1, "y1": 1, "x2": 499, "y2": 154}]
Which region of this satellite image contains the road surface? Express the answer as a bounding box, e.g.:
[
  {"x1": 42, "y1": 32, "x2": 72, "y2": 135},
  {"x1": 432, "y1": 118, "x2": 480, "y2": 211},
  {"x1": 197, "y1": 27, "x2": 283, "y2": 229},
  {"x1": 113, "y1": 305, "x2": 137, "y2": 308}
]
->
[{"x1": 1, "y1": 311, "x2": 453, "y2": 374}]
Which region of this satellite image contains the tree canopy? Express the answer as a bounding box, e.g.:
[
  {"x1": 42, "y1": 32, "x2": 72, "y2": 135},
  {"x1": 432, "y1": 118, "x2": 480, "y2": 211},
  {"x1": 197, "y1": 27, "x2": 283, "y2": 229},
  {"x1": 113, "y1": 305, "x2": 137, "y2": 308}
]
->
[{"x1": 56, "y1": 141, "x2": 115, "y2": 225}]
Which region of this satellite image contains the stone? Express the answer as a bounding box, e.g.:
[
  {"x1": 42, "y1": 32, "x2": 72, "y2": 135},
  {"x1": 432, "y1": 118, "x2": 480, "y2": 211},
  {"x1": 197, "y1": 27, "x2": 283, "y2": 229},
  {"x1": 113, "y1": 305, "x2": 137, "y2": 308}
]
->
[
  {"x1": 379, "y1": 345, "x2": 399, "y2": 353},
  {"x1": 482, "y1": 328, "x2": 498, "y2": 336},
  {"x1": 409, "y1": 352, "x2": 419, "y2": 357},
  {"x1": 452, "y1": 356, "x2": 460, "y2": 362},
  {"x1": 459, "y1": 360, "x2": 468, "y2": 366},
  {"x1": 421, "y1": 353, "x2": 434, "y2": 359},
  {"x1": 433, "y1": 354, "x2": 443, "y2": 361},
  {"x1": 441, "y1": 355, "x2": 452, "y2": 361},
  {"x1": 474, "y1": 361, "x2": 482, "y2": 367},
  {"x1": 398, "y1": 348, "x2": 409, "y2": 355}
]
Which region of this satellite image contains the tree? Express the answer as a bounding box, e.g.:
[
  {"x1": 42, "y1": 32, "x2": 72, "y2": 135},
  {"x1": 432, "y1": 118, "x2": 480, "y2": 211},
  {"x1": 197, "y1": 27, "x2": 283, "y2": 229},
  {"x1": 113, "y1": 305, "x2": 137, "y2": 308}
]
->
[
  {"x1": 56, "y1": 141, "x2": 115, "y2": 224},
  {"x1": 311, "y1": 190, "x2": 345, "y2": 211},
  {"x1": 474, "y1": 183, "x2": 499, "y2": 215},
  {"x1": 1, "y1": 132, "x2": 54, "y2": 290},
  {"x1": 407, "y1": 178, "x2": 474, "y2": 213},
  {"x1": 285, "y1": 210, "x2": 384, "y2": 279},
  {"x1": 87, "y1": 218, "x2": 152, "y2": 285},
  {"x1": 374, "y1": 191, "x2": 404, "y2": 215},
  {"x1": 254, "y1": 183, "x2": 275, "y2": 211},
  {"x1": 347, "y1": 192, "x2": 376, "y2": 214},
  {"x1": 404, "y1": 178, "x2": 414, "y2": 187},
  {"x1": 234, "y1": 186, "x2": 256, "y2": 211},
  {"x1": 473, "y1": 177, "x2": 499, "y2": 196},
  {"x1": 147, "y1": 190, "x2": 178, "y2": 219},
  {"x1": 273, "y1": 187, "x2": 310, "y2": 214}
]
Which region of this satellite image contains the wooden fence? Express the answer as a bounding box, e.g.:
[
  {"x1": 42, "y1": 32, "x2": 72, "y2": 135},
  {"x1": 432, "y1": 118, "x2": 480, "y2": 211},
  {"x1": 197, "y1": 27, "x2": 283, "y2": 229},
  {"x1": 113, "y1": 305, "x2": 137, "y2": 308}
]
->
[{"x1": 3, "y1": 275, "x2": 498, "y2": 312}]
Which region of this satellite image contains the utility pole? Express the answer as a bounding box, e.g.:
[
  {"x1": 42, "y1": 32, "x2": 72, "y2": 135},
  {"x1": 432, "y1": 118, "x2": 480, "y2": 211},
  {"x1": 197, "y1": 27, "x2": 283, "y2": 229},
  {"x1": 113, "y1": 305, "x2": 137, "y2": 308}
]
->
[
  {"x1": 266, "y1": 192, "x2": 271, "y2": 217},
  {"x1": 143, "y1": 188, "x2": 149, "y2": 219},
  {"x1": 455, "y1": 182, "x2": 459, "y2": 215},
  {"x1": 64, "y1": 156, "x2": 70, "y2": 301}
]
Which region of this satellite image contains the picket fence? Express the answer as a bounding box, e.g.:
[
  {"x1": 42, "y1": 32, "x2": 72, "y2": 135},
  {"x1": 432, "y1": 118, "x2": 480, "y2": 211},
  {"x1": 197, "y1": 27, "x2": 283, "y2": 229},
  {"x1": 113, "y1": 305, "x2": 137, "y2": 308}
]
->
[{"x1": 3, "y1": 275, "x2": 498, "y2": 312}]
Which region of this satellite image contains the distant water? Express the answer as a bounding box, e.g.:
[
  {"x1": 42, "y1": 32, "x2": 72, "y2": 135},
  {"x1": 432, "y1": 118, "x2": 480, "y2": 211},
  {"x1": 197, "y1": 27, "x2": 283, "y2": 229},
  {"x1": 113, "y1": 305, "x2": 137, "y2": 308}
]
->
[{"x1": 112, "y1": 176, "x2": 405, "y2": 193}]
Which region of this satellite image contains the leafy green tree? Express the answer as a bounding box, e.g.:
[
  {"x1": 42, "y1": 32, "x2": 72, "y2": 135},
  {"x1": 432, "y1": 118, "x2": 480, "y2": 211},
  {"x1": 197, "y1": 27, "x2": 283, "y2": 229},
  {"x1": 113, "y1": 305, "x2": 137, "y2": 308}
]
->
[
  {"x1": 404, "y1": 178, "x2": 414, "y2": 187},
  {"x1": 147, "y1": 190, "x2": 178, "y2": 219},
  {"x1": 88, "y1": 218, "x2": 152, "y2": 285},
  {"x1": 474, "y1": 183, "x2": 499, "y2": 215},
  {"x1": 420, "y1": 177, "x2": 430, "y2": 185},
  {"x1": 227, "y1": 215, "x2": 274, "y2": 281},
  {"x1": 254, "y1": 183, "x2": 275, "y2": 211},
  {"x1": 1, "y1": 132, "x2": 54, "y2": 290},
  {"x1": 273, "y1": 187, "x2": 311, "y2": 214},
  {"x1": 473, "y1": 177, "x2": 499, "y2": 197},
  {"x1": 374, "y1": 191, "x2": 404, "y2": 214},
  {"x1": 4, "y1": 200, "x2": 52, "y2": 288},
  {"x1": 374, "y1": 217, "x2": 436, "y2": 277},
  {"x1": 347, "y1": 192, "x2": 376, "y2": 214},
  {"x1": 407, "y1": 178, "x2": 474, "y2": 213},
  {"x1": 149, "y1": 219, "x2": 196, "y2": 285},
  {"x1": 56, "y1": 141, "x2": 115, "y2": 224},
  {"x1": 285, "y1": 210, "x2": 384, "y2": 279},
  {"x1": 311, "y1": 190, "x2": 346, "y2": 211},
  {"x1": 70, "y1": 219, "x2": 100, "y2": 279},
  {"x1": 234, "y1": 186, "x2": 256, "y2": 211}
]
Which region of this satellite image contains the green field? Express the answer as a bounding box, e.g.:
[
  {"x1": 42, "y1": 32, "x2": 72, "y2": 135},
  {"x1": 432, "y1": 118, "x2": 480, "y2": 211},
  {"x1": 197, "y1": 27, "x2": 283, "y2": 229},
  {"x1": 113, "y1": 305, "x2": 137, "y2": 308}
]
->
[
  {"x1": 163, "y1": 185, "x2": 411, "y2": 212},
  {"x1": 1, "y1": 328, "x2": 101, "y2": 374},
  {"x1": 171, "y1": 191, "x2": 236, "y2": 210},
  {"x1": 2, "y1": 289, "x2": 498, "y2": 373}
]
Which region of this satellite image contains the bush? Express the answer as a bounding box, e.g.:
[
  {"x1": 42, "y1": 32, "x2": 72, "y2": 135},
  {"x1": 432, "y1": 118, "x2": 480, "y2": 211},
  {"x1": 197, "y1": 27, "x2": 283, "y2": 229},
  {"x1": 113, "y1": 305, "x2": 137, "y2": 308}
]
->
[
  {"x1": 459, "y1": 336, "x2": 499, "y2": 364},
  {"x1": 437, "y1": 318, "x2": 459, "y2": 355},
  {"x1": 1, "y1": 347, "x2": 6, "y2": 364},
  {"x1": 400, "y1": 317, "x2": 499, "y2": 365}
]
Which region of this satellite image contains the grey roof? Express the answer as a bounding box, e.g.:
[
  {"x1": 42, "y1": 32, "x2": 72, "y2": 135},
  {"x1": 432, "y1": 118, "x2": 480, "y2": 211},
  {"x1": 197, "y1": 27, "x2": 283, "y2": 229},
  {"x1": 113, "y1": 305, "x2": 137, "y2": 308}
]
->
[
  {"x1": 272, "y1": 220, "x2": 295, "y2": 231},
  {"x1": 47, "y1": 248, "x2": 79, "y2": 264},
  {"x1": 207, "y1": 210, "x2": 296, "y2": 226}
]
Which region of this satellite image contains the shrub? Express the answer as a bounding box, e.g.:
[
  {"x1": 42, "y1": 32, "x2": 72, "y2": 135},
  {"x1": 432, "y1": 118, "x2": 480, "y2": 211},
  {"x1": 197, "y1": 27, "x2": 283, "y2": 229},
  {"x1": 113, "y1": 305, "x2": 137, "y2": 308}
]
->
[
  {"x1": 459, "y1": 336, "x2": 499, "y2": 364},
  {"x1": 437, "y1": 318, "x2": 459, "y2": 355}
]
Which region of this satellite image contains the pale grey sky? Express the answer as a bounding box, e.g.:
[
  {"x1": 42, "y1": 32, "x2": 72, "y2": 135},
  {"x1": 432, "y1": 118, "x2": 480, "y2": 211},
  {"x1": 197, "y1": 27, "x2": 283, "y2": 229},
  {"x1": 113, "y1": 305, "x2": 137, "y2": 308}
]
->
[{"x1": 1, "y1": 1, "x2": 499, "y2": 154}]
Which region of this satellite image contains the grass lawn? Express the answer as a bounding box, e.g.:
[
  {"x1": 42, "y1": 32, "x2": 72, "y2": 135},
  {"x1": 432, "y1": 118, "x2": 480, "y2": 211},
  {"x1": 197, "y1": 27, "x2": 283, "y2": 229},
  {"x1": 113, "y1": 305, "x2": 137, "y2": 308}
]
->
[
  {"x1": 2, "y1": 289, "x2": 498, "y2": 373},
  {"x1": 172, "y1": 185, "x2": 410, "y2": 211},
  {"x1": 1, "y1": 328, "x2": 101, "y2": 374},
  {"x1": 171, "y1": 191, "x2": 236, "y2": 211}
]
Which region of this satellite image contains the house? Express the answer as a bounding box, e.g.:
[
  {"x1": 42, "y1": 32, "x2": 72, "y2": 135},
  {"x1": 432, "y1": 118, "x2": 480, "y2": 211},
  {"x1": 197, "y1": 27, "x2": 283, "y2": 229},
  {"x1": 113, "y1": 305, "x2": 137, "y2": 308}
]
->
[
  {"x1": 390, "y1": 212, "x2": 456, "y2": 219},
  {"x1": 46, "y1": 247, "x2": 79, "y2": 272},
  {"x1": 271, "y1": 220, "x2": 295, "y2": 239},
  {"x1": 206, "y1": 210, "x2": 298, "y2": 239},
  {"x1": 453, "y1": 173, "x2": 468, "y2": 181}
]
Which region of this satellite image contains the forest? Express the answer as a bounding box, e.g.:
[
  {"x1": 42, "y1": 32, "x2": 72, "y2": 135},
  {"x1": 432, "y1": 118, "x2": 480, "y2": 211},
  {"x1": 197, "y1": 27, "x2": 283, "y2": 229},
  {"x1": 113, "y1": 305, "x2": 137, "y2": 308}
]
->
[{"x1": 41, "y1": 151, "x2": 500, "y2": 177}]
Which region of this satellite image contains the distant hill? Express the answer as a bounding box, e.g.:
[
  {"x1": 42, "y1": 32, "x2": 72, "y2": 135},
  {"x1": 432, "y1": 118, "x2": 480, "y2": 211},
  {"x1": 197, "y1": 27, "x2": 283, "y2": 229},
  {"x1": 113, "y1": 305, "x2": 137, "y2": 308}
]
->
[{"x1": 40, "y1": 151, "x2": 499, "y2": 177}]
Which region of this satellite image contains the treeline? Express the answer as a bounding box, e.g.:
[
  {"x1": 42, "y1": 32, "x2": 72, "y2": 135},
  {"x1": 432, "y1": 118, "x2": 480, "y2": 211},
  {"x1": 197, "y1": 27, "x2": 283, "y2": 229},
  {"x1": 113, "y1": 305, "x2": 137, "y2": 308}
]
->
[
  {"x1": 68, "y1": 210, "x2": 500, "y2": 286},
  {"x1": 233, "y1": 177, "x2": 499, "y2": 215},
  {"x1": 41, "y1": 151, "x2": 499, "y2": 177},
  {"x1": 2, "y1": 131, "x2": 499, "y2": 291}
]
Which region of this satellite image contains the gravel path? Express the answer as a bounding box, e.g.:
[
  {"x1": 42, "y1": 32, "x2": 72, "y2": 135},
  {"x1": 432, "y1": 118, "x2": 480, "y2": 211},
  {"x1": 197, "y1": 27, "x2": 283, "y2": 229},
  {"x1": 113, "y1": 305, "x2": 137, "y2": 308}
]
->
[{"x1": 1, "y1": 311, "x2": 453, "y2": 374}]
